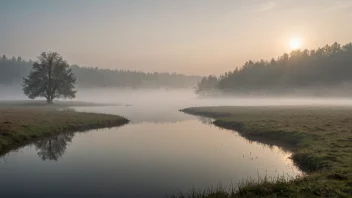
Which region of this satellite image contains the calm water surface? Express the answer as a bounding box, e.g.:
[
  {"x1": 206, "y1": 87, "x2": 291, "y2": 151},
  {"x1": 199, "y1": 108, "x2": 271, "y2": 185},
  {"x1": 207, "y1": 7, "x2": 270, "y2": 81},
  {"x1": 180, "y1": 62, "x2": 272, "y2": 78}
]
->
[{"x1": 0, "y1": 103, "x2": 302, "y2": 198}]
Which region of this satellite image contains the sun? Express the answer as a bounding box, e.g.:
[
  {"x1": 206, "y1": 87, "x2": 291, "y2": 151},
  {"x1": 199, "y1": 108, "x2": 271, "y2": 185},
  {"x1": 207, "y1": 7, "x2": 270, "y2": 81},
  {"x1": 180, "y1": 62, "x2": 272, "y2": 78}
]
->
[{"x1": 289, "y1": 37, "x2": 302, "y2": 50}]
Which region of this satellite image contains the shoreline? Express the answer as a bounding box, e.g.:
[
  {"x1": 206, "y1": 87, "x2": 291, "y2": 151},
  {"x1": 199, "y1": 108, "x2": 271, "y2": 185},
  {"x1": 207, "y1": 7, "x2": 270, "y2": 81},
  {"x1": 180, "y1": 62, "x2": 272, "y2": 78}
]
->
[
  {"x1": 181, "y1": 108, "x2": 304, "y2": 170},
  {"x1": 0, "y1": 107, "x2": 129, "y2": 155},
  {"x1": 180, "y1": 106, "x2": 352, "y2": 197}
]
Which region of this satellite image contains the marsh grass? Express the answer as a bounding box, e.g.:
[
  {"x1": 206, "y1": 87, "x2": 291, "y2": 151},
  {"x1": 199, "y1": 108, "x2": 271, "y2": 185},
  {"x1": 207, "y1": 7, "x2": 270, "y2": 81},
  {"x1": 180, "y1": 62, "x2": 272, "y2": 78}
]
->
[
  {"x1": 181, "y1": 106, "x2": 352, "y2": 197},
  {"x1": 170, "y1": 174, "x2": 299, "y2": 198}
]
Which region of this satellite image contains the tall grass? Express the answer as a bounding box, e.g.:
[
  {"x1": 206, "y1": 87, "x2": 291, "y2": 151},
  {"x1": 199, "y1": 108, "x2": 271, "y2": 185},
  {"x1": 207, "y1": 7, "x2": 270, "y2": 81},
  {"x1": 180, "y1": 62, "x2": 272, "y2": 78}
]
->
[{"x1": 170, "y1": 174, "x2": 299, "y2": 198}]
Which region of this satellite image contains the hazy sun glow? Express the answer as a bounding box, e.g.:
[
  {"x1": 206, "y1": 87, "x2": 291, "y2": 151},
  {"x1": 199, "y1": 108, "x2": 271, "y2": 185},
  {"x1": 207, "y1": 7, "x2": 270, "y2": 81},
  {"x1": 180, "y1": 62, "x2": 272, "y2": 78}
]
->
[{"x1": 289, "y1": 37, "x2": 302, "y2": 50}]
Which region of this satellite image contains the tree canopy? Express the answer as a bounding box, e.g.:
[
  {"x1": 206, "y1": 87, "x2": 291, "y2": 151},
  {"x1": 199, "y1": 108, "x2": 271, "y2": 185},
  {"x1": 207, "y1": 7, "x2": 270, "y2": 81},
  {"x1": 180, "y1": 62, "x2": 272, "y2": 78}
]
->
[
  {"x1": 22, "y1": 52, "x2": 76, "y2": 103},
  {"x1": 196, "y1": 42, "x2": 352, "y2": 96},
  {"x1": 195, "y1": 75, "x2": 218, "y2": 96}
]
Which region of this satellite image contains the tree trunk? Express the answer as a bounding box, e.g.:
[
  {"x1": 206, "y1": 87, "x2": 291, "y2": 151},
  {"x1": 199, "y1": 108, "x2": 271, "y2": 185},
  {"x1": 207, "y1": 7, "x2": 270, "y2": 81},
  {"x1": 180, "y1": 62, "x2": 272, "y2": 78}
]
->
[{"x1": 47, "y1": 97, "x2": 53, "y2": 104}]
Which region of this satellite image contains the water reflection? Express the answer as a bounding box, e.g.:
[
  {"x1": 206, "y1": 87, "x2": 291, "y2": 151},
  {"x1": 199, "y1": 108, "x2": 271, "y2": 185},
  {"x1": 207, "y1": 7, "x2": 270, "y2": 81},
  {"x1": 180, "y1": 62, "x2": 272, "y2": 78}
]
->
[
  {"x1": 1, "y1": 156, "x2": 7, "y2": 164},
  {"x1": 34, "y1": 133, "x2": 74, "y2": 161}
]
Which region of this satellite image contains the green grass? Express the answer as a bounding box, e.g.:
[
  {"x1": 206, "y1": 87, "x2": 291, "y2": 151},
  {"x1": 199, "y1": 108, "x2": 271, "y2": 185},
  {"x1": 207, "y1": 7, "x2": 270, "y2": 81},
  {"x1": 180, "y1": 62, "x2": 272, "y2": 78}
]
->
[
  {"x1": 0, "y1": 101, "x2": 128, "y2": 155},
  {"x1": 181, "y1": 106, "x2": 352, "y2": 197},
  {"x1": 170, "y1": 175, "x2": 299, "y2": 198}
]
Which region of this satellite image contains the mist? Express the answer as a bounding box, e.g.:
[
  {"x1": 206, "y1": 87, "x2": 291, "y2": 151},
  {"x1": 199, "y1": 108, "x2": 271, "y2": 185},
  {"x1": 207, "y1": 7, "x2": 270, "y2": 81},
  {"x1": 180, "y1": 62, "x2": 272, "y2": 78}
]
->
[
  {"x1": 3, "y1": 85, "x2": 352, "y2": 107},
  {"x1": 73, "y1": 87, "x2": 352, "y2": 106},
  {"x1": 73, "y1": 87, "x2": 352, "y2": 124},
  {"x1": 0, "y1": 85, "x2": 26, "y2": 100}
]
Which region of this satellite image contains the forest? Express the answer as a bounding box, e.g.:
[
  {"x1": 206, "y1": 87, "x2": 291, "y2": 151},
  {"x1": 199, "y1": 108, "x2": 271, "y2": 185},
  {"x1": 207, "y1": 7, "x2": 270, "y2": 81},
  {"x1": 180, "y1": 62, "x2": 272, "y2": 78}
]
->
[
  {"x1": 196, "y1": 42, "x2": 352, "y2": 96},
  {"x1": 0, "y1": 56, "x2": 201, "y2": 89}
]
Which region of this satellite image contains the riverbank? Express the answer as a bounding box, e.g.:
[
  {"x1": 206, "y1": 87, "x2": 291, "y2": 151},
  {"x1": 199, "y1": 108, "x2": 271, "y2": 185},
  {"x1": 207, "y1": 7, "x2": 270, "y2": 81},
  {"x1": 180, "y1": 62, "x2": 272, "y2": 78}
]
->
[
  {"x1": 181, "y1": 106, "x2": 352, "y2": 197},
  {"x1": 0, "y1": 102, "x2": 129, "y2": 155}
]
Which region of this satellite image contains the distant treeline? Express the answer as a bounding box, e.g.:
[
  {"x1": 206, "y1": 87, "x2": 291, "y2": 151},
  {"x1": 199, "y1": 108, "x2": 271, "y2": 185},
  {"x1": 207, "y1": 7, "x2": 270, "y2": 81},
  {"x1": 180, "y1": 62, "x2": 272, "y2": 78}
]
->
[
  {"x1": 196, "y1": 42, "x2": 352, "y2": 96},
  {"x1": 0, "y1": 55, "x2": 201, "y2": 88}
]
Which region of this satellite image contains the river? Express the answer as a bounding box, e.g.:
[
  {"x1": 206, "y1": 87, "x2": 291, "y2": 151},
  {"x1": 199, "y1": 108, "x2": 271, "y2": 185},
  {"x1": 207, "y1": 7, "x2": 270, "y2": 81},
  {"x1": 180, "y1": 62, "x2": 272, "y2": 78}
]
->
[{"x1": 0, "y1": 89, "x2": 302, "y2": 198}]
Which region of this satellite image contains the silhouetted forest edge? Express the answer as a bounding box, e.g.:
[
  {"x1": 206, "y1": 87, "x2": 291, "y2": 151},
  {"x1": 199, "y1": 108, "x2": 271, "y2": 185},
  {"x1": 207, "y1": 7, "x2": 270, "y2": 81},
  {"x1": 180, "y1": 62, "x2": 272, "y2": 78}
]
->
[
  {"x1": 180, "y1": 106, "x2": 352, "y2": 197},
  {"x1": 196, "y1": 42, "x2": 352, "y2": 97},
  {"x1": 0, "y1": 55, "x2": 201, "y2": 89}
]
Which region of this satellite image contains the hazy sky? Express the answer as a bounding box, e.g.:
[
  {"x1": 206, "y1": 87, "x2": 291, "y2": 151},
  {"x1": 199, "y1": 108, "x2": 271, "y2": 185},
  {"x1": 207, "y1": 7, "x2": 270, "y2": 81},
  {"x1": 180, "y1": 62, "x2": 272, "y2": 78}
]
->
[{"x1": 1, "y1": 0, "x2": 351, "y2": 75}]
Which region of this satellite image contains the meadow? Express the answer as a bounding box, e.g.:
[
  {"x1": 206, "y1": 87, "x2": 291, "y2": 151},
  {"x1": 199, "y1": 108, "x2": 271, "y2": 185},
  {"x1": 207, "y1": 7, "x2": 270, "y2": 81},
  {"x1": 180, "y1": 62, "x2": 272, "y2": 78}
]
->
[
  {"x1": 0, "y1": 101, "x2": 128, "y2": 155},
  {"x1": 181, "y1": 106, "x2": 352, "y2": 197}
]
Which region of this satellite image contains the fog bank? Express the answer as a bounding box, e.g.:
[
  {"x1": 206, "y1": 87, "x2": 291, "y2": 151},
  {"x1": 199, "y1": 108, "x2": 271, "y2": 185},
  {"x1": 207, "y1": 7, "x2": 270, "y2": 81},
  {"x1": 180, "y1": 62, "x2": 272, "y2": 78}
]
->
[
  {"x1": 2, "y1": 86, "x2": 352, "y2": 107},
  {"x1": 75, "y1": 88, "x2": 352, "y2": 107}
]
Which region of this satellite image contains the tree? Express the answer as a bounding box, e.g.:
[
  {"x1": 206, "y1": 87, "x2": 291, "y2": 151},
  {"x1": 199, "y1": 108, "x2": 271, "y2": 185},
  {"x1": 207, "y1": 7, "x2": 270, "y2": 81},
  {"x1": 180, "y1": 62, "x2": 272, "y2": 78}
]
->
[
  {"x1": 22, "y1": 52, "x2": 76, "y2": 104},
  {"x1": 195, "y1": 75, "x2": 218, "y2": 96}
]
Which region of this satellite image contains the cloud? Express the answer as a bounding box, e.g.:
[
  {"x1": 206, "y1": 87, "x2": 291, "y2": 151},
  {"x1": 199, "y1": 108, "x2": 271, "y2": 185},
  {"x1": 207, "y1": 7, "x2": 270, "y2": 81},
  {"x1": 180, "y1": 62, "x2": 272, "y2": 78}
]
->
[{"x1": 257, "y1": 1, "x2": 276, "y2": 11}]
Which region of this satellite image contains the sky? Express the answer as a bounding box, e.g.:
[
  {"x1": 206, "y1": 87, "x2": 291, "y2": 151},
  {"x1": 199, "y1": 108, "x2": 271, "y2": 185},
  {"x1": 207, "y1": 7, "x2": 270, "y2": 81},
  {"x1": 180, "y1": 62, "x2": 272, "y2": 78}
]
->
[{"x1": 1, "y1": 0, "x2": 352, "y2": 75}]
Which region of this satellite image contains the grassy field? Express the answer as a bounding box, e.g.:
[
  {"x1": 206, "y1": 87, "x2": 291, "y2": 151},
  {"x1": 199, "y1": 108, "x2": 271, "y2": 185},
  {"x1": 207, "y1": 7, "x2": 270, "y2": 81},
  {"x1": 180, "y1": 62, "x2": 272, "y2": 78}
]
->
[
  {"x1": 181, "y1": 106, "x2": 352, "y2": 198},
  {"x1": 0, "y1": 100, "x2": 118, "y2": 107},
  {"x1": 0, "y1": 101, "x2": 128, "y2": 155}
]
